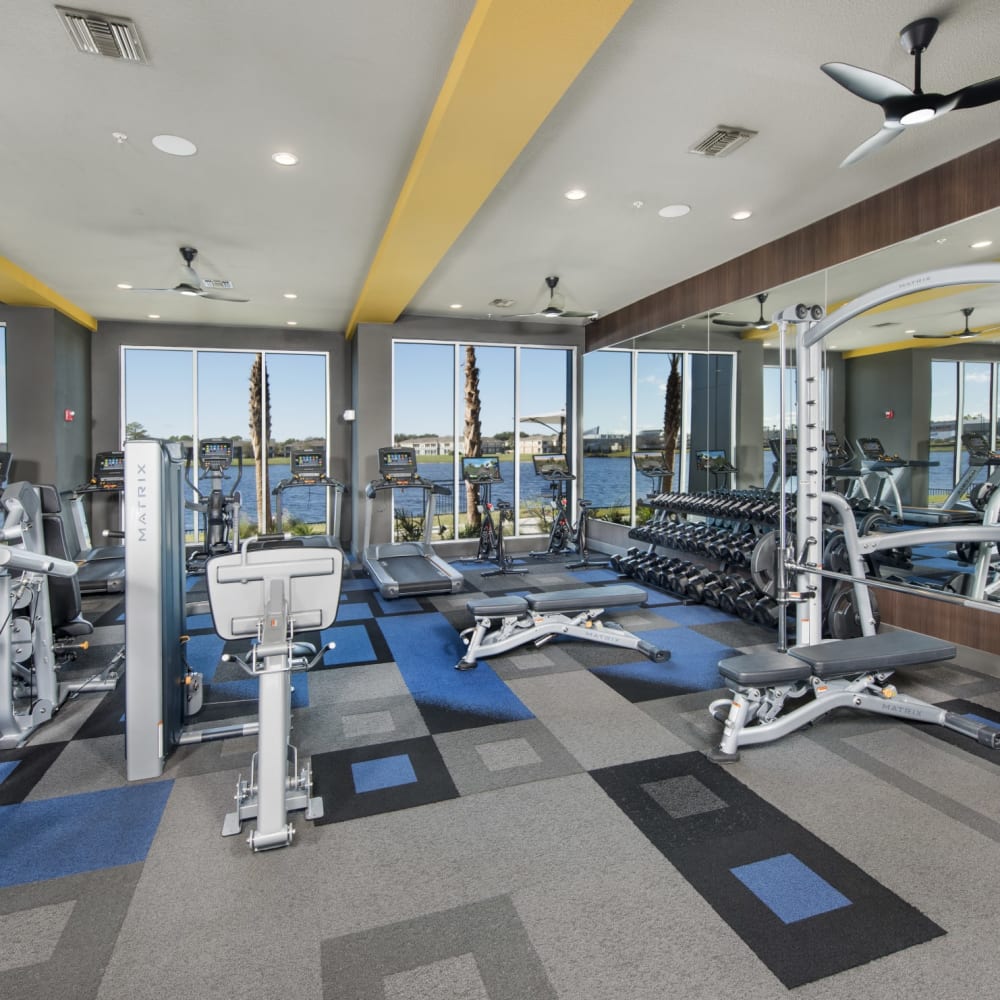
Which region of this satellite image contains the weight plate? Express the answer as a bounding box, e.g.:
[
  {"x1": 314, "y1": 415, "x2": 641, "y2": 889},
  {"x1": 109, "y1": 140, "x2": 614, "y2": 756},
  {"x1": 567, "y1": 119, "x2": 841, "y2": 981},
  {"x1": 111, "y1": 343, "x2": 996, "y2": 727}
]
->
[
  {"x1": 826, "y1": 583, "x2": 880, "y2": 639},
  {"x1": 750, "y1": 530, "x2": 779, "y2": 597},
  {"x1": 823, "y1": 531, "x2": 851, "y2": 575}
]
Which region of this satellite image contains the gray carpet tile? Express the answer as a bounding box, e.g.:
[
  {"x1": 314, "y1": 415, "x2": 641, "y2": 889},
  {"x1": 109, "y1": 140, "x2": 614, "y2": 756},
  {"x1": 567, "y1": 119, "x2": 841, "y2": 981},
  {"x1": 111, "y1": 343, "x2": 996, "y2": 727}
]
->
[
  {"x1": 25, "y1": 734, "x2": 127, "y2": 798},
  {"x1": 20, "y1": 690, "x2": 105, "y2": 745},
  {"x1": 290, "y1": 695, "x2": 429, "y2": 757},
  {"x1": 508, "y1": 671, "x2": 690, "y2": 769},
  {"x1": 433, "y1": 718, "x2": 582, "y2": 795},
  {"x1": 306, "y1": 661, "x2": 410, "y2": 704}
]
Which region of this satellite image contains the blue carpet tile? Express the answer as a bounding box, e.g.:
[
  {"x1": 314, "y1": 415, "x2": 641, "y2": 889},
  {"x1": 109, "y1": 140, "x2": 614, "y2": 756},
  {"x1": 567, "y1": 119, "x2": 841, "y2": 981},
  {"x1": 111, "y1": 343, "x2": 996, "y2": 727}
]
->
[
  {"x1": 377, "y1": 613, "x2": 534, "y2": 733},
  {"x1": 335, "y1": 598, "x2": 375, "y2": 622},
  {"x1": 318, "y1": 623, "x2": 378, "y2": 666},
  {"x1": 592, "y1": 626, "x2": 733, "y2": 696},
  {"x1": 0, "y1": 780, "x2": 173, "y2": 888},
  {"x1": 342, "y1": 577, "x2": 377, "y2": 593},
  {"x1": 312, "y1": 735, "x2": 459, "y2": 823},
  {"x1": 184, "y1": 633, "x2": 226, "y2": 682},
  {"x1": 0, "y1": 760, "x2": 19, "y2": 783},
  {"x1": 651, "y1": 603, "x2": 735, "y2": 626},
  {"x1": 590, "y1": 752, "x2": 944, "y2": 988},
  {"x1": 569, "y1": 567, "x2": 622, "y2": 584}
]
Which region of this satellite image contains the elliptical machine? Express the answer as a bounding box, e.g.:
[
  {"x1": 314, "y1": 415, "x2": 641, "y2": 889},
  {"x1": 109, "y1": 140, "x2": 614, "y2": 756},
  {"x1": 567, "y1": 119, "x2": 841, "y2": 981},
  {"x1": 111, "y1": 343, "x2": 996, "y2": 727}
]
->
[{"x1": 185, "y1": 438, "x2": 243, "y2": 573}]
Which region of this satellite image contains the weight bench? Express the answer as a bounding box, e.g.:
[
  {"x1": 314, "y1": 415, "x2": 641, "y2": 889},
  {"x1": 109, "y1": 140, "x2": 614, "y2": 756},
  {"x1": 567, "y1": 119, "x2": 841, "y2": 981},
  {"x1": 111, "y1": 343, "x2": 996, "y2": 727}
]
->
[
  {"x1": 456, "y1": 583, "x2": 670, "y2": 670},
  {"x1": 708, "y1": 630, "x2": 1000, "y2": 762}
]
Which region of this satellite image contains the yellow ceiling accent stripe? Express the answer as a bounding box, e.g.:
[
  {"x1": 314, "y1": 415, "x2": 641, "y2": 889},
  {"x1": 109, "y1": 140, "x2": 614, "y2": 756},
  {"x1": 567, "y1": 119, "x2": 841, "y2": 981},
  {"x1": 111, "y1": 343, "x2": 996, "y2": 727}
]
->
[
  {"x1": 0, "y1": 255, "x2": 97, "y2": 332},
  {"x1": 345, "y1": 0, "x2": 633, "y2": 338},
  {"x1": 741, "y1": 284, "x2": 984, "y2": 342}
]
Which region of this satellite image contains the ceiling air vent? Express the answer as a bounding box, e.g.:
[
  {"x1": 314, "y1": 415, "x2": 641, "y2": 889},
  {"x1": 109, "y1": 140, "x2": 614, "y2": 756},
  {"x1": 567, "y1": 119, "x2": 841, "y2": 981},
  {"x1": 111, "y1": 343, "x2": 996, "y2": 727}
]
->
[
  {"x1": 688, "y1": 125, "x2": 757, "y2": 158},
  {"x1": 56, "y1": 6, "x2": 148, "y2": 63},
  {"x1": 201, "y1": 279, "x2": 234, "y2": 290}
]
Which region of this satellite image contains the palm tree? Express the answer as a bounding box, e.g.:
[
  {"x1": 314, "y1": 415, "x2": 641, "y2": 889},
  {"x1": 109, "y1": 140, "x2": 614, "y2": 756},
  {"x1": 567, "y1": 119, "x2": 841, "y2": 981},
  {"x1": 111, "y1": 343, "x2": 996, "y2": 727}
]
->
[
  {"x1": 463, "y1": 346, "x2": 483, "y2": 530},
  {"x1": 662, "y1": 354, "x2": 682, "y2": 492},
  {"x1": 249, "y1": 353, "x2": 272, "y2": 532}
]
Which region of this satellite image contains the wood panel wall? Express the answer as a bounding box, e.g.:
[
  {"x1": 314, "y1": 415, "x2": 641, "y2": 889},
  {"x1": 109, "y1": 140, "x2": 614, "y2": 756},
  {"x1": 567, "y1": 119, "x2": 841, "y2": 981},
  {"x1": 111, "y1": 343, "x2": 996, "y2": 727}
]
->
[
  {"x1": 879, "y1": 587, "x2": 1000, "y2": 656},
  {"x1": 587, "y1": 138, "x2": 1000, "y2": 351}
]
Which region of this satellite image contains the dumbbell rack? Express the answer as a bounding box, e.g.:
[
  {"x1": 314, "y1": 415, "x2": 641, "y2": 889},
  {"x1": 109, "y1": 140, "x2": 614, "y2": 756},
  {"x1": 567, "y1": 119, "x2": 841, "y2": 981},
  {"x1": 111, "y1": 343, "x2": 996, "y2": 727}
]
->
[
  {"x1": 615, "y1": 489, "x2": 886, "y2": 639},
  {"x1": 613, "y1": 490, "x2": 793, "y2": 629}
]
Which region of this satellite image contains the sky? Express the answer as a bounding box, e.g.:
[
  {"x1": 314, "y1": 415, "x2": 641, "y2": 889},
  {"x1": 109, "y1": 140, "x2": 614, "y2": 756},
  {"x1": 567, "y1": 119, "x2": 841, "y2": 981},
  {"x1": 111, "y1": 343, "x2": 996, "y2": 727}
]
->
[{"x1": 123, "y1": 348, "x2": 327, "y2": 441}]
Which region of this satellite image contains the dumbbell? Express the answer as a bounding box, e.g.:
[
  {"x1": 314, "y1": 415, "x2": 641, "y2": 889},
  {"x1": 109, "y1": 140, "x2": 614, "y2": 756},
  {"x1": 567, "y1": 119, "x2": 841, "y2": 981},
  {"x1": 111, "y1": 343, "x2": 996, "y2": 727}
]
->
[{"x1": 718, "y1": 578, "x2": 756, "y2": 617}]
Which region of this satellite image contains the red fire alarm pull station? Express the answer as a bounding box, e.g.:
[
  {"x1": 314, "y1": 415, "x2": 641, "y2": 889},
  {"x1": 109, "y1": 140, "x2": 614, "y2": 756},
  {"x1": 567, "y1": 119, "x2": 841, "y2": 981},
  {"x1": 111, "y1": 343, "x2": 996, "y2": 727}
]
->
[
  {"x1": 884, "y1": 409, "x2": 894, "y2": 420},
  {"x1": 64, "y1": 409, "x2": 76, "y2": 422}
]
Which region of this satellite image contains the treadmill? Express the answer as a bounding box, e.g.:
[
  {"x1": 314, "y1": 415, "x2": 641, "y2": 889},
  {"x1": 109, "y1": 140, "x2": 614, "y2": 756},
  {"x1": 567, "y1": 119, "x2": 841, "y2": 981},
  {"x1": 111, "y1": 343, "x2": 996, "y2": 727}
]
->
[
  {"x1": 855, "y1": 436, "x2": 977, "y2": 525},
  {"x1": 271, "y1": 449, "x2": 345, "y2": 548},
  {"x1": 362, "y1": 446, "x2": 464, "y2": 599},
  {"x1": 65, "y1": 451, "x2": 126, "y2": 593}
]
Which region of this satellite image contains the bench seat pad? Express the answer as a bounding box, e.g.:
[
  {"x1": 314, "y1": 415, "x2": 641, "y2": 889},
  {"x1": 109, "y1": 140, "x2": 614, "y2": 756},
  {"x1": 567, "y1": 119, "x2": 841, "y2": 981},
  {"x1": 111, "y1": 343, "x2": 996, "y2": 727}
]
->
[
  {"x1": 526, "y1": 584, "x2": 646, "y2": 614},
  {"x1": 789, "y1": 630, "x2": 956, "y2": 678},
  {"x1": 718, "y1": 653, "x2": 812, "y2": 686}
]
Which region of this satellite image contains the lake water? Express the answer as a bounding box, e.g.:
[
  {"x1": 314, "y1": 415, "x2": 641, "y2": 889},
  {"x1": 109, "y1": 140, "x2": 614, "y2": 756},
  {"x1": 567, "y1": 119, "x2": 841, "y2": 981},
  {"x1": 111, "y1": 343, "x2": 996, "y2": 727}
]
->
[{"x1": 197, "y1": 451, "x2": 979, "y2": 530}]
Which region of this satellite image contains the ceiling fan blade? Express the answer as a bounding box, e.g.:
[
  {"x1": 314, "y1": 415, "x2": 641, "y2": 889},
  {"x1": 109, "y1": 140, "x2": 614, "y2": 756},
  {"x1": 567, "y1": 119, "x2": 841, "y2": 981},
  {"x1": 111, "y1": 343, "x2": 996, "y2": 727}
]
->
[
  {"x1": 951, "y1": 74, "x2": 1000, "y2": 110},
  {"x1": 710, "y1": 318, "x2": 754, "y2": 328},
  {"x1": 840, "y1": 125, "x2": 905, "y2": 167},
  {"x1": 558, "y1": 309, "x2": 598, "y2": 319},
  {"x1": 821, "y1": 62, "x2": 913, "y2": 104},
  {"x1": 127, "y1": 286, "x2": 176, "y2": 293},
  {"x1": 199, "y1": 292, "x2": 249, "y2": 303}
]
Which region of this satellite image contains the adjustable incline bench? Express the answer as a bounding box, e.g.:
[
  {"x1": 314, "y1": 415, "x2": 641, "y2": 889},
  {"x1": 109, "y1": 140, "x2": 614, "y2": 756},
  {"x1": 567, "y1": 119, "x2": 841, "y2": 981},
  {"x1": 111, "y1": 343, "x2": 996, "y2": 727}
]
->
[
  {"x1": 456, "y1": 583, "x2": 669, "y2": 670},
  {"x1": 708, "y1": 630, "x2": 1000, "y2": 762}
]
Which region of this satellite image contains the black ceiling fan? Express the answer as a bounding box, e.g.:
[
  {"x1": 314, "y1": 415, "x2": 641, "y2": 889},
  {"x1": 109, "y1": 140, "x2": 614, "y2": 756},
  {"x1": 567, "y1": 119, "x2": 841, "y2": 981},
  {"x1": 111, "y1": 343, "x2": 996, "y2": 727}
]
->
[
  {"x1": 912, "y1": 307, "x2": 980, "y2": 340},
  {"x1": 515, "y1": 276, "x2": 597, "y2": 320},
  {"x1": 709, "y1": 292, "x2": 770, "y2": 330},
  {"x1": 822, "y1": 17, "x2": 1000, "y2": 167},
  {"x1": 130, "y1": 246, "x2": 249, "y2": 302}
]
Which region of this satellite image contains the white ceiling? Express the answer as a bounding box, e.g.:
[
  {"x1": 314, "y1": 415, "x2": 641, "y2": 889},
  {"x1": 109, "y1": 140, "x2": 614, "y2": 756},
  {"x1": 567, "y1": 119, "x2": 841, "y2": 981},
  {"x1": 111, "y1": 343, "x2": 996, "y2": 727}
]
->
[{"x1": 3, "y1": 0, "x2": 1000, "y2": 341}]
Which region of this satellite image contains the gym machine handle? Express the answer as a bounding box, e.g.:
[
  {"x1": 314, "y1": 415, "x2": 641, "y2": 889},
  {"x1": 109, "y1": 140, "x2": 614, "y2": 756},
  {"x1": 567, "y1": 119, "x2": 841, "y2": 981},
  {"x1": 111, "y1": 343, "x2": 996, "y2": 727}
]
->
[{"x1": 0, "y1": 546, "x2": 78, "y2": 577}]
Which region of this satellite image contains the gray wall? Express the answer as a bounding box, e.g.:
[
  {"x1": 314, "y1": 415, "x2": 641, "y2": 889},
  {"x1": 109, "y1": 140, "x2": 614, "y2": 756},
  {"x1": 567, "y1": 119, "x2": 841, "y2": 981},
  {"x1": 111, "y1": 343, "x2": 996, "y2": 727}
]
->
[{"x1": 0, "y1": 306, "x2": 91, "y2": 491}]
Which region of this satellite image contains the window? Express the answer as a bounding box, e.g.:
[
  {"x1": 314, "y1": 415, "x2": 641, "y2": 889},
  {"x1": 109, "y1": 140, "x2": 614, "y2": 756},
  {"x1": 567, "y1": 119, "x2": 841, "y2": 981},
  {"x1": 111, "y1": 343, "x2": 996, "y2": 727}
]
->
[
  {"x1": 122, "y1": 347, "x2": 329, "y2": 540},
  {"x1": 929, "y1": 359, "x2": 999, "y2": 504},
  {"x1": 392, "y1": 341, "x2": 573, "y2": 540},
  {"x1": 583, "y1": 348, "x2": 737, "y2": 522}
]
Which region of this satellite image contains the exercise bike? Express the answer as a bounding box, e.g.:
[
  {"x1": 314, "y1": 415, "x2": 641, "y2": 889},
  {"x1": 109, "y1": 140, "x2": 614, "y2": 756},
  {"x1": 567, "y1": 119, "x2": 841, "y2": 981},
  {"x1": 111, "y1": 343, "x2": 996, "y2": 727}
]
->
[
  {"x1": 185, "y1": 438, "x2": 243, "y2": 574},
  {"x1": 530, "y1": 454, "x2": 607, "y2": 569},
  {"x1": 462, "y1": 455, "x2": 524, "y2": 577}
]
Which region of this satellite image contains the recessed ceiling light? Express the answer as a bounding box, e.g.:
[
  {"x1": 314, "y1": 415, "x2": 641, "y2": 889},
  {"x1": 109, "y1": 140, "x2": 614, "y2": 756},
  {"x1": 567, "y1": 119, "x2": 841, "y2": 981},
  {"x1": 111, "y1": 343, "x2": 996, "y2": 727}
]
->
[
  {"x1": 632, "y1": 200, "x2": 644, "y2": 209},
  {"x1": 112, "y1": 131, "x2": 128, "y2": 144},
  {"x1": 564, "y1": 188, "x2": 587, "y2": 200},
  {"x1": 731, "y1": 210, "x2": 753, "y2": 221},
  {"x1": 272, "y1": 151, "x2": 299, "y2": 166},
  {"x1": 905, "y1": 328, "x2": 917, "y2": 334},
  {"x1": 152, "y1": 134, "x2": 197, "y2": 157},
  {"x1": 286, "y1": 320, "x2": 298, "y2": 326},
  {"x1": 449, "y1": 303, "x2": 463, "y2": 310},
  {"x1": 148, "y1": 314, "x2": 160, "y2": 319},
  {"x1": 117, "y1": 282, "x2": 132, "y2": 290},
  {"x1": 658, "y1": 204, "x2": 691, "y2": 218},
  {"x1": 935, "y1": 237, "x2": 948, "y2": 244},
  {"x1": 283, "y1": 292, "x2": 297, "y2": 299},
  {"x1": 970, "y1": 239, "x2": 993, "y2": 249}
]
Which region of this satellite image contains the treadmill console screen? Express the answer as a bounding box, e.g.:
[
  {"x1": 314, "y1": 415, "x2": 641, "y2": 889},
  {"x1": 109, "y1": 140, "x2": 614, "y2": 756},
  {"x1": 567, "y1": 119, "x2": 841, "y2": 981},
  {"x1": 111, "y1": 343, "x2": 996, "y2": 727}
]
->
[
  {"x1": 532, "y1": 454, "x2": 571, "y2": 478},
  {"x1": 632, "y1": 451, "x2": 667, "y2": 474},
  {"x1": 856, "y1": 437, "x2": 886, "y2": 461},
  {"x1": 461, "y1": 455, "x2": 501, "y2": 483},
  {"x1": 292, "y1": 450, "x2": 326, "y2": 479},
  {"x1": 768, "y1": 437, "x2": 797, "y2": 461},
  {"x1": 824, "y1": 433, "x2": 850, "y2": 465},
  {"x1": 199, "y1": 439, "x2": 234, "y2": 472},
  {"x1": 378, "y1": 447, "x2": 418, "y2": 480},
  {"x1": 696, "y1": 449, "x2": 734, "y2": 472},
  {"x1": 94, "y1": 451, "x2": 125, "y2": 487}
]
